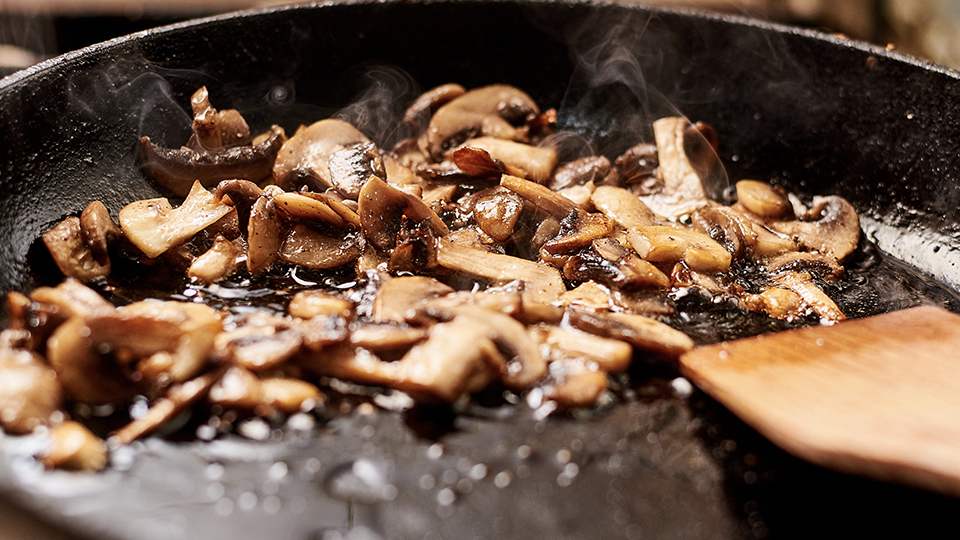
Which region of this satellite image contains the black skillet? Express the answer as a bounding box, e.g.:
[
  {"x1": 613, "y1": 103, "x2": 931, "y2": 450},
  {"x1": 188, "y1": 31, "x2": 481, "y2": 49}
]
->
[{"x1": 2, "y1": 1, "x2": 960, "y2": 538}]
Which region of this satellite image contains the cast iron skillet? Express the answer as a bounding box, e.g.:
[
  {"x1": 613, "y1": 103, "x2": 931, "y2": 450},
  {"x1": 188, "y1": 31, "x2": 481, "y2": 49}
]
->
[{"x1": 2, "y1": 1, "x2": 960, "y2": 539}]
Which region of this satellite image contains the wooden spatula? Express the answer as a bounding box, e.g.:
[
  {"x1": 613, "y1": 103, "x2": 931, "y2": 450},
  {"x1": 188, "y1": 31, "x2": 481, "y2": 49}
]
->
[{"x1": 679, "y1": 305, "x2": 960, "y2": 497}]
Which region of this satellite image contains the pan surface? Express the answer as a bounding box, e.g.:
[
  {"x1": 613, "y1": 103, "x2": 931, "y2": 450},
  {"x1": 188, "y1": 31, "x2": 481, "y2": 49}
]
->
[{"x1": 2, "y1": 1, "x2": 960, "y2": 538}]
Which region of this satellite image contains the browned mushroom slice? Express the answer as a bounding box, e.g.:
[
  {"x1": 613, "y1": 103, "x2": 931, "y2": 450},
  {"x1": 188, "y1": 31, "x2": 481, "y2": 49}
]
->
[
  {"x1": 214, "y1": 179, "x2": 262, "y2": 233},
  {"x1": 209, "y1": 366, "x2": 322, "y2": 415},
  {"x1": 358, "y1": 176, "x2": 448, "y2": 251},
  {"x1": 457, "y1": 137, "x2": 557, "y2": 183},
  {"x1": 115, "y1": 301, "x2": 223, "y2": 383},
  {"x1": 139, "y1": 125, "x2": 284, "y2": 197},
  {"x1": 188, "y1": 235, "x2": 244, "y2": 283},
  {"x1": 299, "y1": 345, "x2": 398, "y2": 387},
  {"x1": 112, "y1": 368, "x2": 223, "y2": 445},
  {"x1": 436, "y1": 237, "x2": 565, "y2": 306},
  {"x1": 327, "y1": 141, "x2": 386, "y2": 199},
  {"x1": 567, "y1": 308, "x2": 694, "y2": 359},
  {"x1": 740, "y1": 286, "x2": 806, "y2": 322},
  {"x1": 735, "y1": 180, "x2": 792, "y2": 219},
  {"x1": 772, "y1": 271, "x2": 846, "y2": 323},
  {"x1": 372, "y1": 276, "x2": 454, "y2": 324},
  {"x1": 189, "y1": 86, "x2": 252, "y2": 151},
  {"x1": 590, "y1": 186, "x2": 657, "y2": 229},
  {"x1": 421, "y1": 289, "x2": 522, "y2": 317},
  {"x1": 42, "y1": 216, "x2": 111, "y2": 282},
  {"x1": 79, "y1": 200, "x2": 122, "y2": 266},
  {"x1": 563, "y1": 249, "x2": 670, "y2": 290},
  {"x1": 289, "y1": 290, "x2": 353, "y2": 320},
  {"x1": 627, "y1": 225, "x2": 732, "y2": 273},
  {"x1": 615, "y1": 142, "x2": 659, "y2": 185},
  {"x1": 350, "y1": 324, "x2": 429, "y2": 352},
  {"x1": 273, "y1": 119, "x2": 370, "y2": 190},
  {"x1": 403, "y1": 83, "x2": 467, "y2": 129},
  {"x1": 29, "y1": 278, "x2": 114, "y2": 319},
  {"x1": 0, "y1": 348, "x2": 62, "y2": 433},
  {"x1": 539, "y1": 359, "x2": 609, "y2": 409},
  {"x1": 215, "y1": 313, "x2": 303, "y2": 372},
  {"x1": 768, "y1": 195, "x2": 860, "y2": 261},
  {"x1": 279, "y1": 224, "x2": 362, "y2": 270},
  {"x1": 472, "y1": 188, "x2": 524, "y2": 242},
  {"x1": 46, "y1": 315, "x2": 139, "y2": 404},
  {"x1": 297, "y1": 190, "x2": 362, "y2": 228},
  {"x1": 246, "y1": 193, "x2": 282, "y2": 274},
  {"x1": 500, "y1": 174, "x2": 578, "y2": 218},
  {"x1": 558, "y1": 281, "x2": 615, "y2": 310},
  {"x1": 691, "y1": 206, "x2": 758, "y2": 259},
  {"x1": 638, "y1": 117, "x2": 716, "y2": 218},
  {"x1": 389, "y1": 220, "x2": 442, "y2": 274},
  {"x1": 39, "y1": 421, "x2": 107, "y2": 472},
  {"x1": 273, "y1": 191, "x2": 345, "y2": 227},
  {"x1": 532, "y1": 325, "x2": 633, "y2": 373},
  {"x1": 550, "y1": 156, "x2": 612, "y2": 191},
  {"x1": 421, "y1": 84, "x2": 539, "y2": 160},
  {"x1": 764, "y1": 251, "x2": 845, "y2": 280},
  {"x1": 391, "y1": 317, "x2": 497, "y2": 402},
  {"x1": 119, "y1": 181, "x2": 232, "y2": 259},
  {"x1": 540, "y1": 211, "x2": 614, "y2": 264}
]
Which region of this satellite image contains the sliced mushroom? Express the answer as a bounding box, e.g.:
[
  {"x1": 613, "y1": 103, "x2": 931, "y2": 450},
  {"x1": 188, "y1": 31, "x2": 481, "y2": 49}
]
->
[
  {"x1": 188, "y1": 86, "x2": 252, "y2": 151},
  {"x1": 299, "y1": 345, "x2": 398, "y2": 388},
  {"x1": 768, "y1": 195, "x2": 860, "y2": 261},
  {"x1": 209, "y1": 366, "x2": 322, "y2": 416},
  {"x1": 457, "y1": 137, "x2": 557, "y2": 183},
  {"x1": 46, "y1": 315, "x2": 138, "y2": 404},
  {"x1": 29, "y1": 278, "x2": 113, "y2": 319},
  {"x1": 327, "y1": 141, "x2": 386, "y2": 199},
  {"x1": 112, "y1": 368, "x2": 223, "y2": 445},
  {"x1": 563, "y1": 249, "x2": 670, "y2": 290},
  {"x1": 214, "y1": 179, "x2": 264, "y2": 232},
  {"x1": 43, "y1": 216, "x2": 111, "y2": 282},
  {"x1": 533, "y1": 325, "x2": 633, "y2": 373},
  {"x1": 119, "y1": 181, "x2": 233, "y2": 259},
  {"x1": 214, "y1": 312, "x2": 303, "y2": 372},
  {"x1": 539, "y1": 360, "x2": 609, "y2": 409},
  {"x1": 349, "y1": 323, "x2": 429, "y2": 352},
  {"x1": 615, "y1": 142, "x2": 659, "y2": 185},
  {"x1": 139, "y1": 125, "x2": 284, "y2": 197},
  {"x1": 772, "y1": 271, "x2": 846, "y2": 323},
  {"x1": 188, "y1": 235, "x2": 244, "y2": 283},
  {"x1": 371, "y1": 276, "x2": 453, "y2": 324},
  {"x1": 273, "y1": 119, "x2": 370, "y2": 190},
  {"x1": 0, "y1": 348, "x2": 62, "y2": 434},
  {"x1": 736, "y1": 180, "x2": 791, "y2": 219},
  {"x1": 403, "y1": 83, "x2": 467, "y2": 129},
  {"x1": 765, "y1": 251, "x2": 845, "y2": 280},
  {"x1": 297, "y1": 190, "x2": 362, "y2": 228},
  {"x1": 500, "y1": 174, "x2": 578, "y2": 218},
  {"x1": 540, "y1": 211, "x2": 614, "y2": 264},
  {"x1": 627, "y1": 225, "x2": 732, "y2": 273},
  {"x1": 421, "y1": 84, "x2": 539, "y2": 160},
  {"x1": 436, "y1": 237, "x2": 565, "y2": 307},
  {"x1": 421, "y1": 289, "x2": 522, "y2": 317},
  {"x1": 691, "y1": 206, "x2": 757, "y2": 259},
  {"x1": 740, "y1": 286, "x2": 806, "y2": 321},
  {"x1": 590, "y1": 185, "x2": 658, "y2": 229},
  {"x1": 40, "y1": 421, "x2": 107, "y2": 472},
  {"x1": 638, "y1": 117, "x2": 715, "y2": 218},
  {"x1": 79, "y1": 201, "x2": 122, "y2": 266},
  {"x1": 358, "y1": 176, "x2": 448, "y2": 251},
  {"x1": 567, "y1": 308, "x2": 694, "y2": 359},
  {"x1": 558, "y1": 281, "x2": 615, "y2": 310},
  {"x1": 289, "y1": 291, "x2": 354, "y2": 320},
  {"x1": 280, "y1": 224, "x2": 362, "y2": 270},
  {"x1": 246, "y1": 193, "x2": 282, "y2": 274},
  {"x1": 550, "y1": 156, "x2": 612, "y2": 191},
  {"x1": 471, "y1": 187, "x2": 525, "y2": 241},
  {"x1": 273, "y1": 191, "x2": 345, "y2": 227}
]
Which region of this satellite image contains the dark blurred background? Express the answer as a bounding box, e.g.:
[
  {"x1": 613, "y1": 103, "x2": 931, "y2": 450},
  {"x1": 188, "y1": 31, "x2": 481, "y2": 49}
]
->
[{"x1": 0, "y1": 0, "x2": 955, "y2": 76}]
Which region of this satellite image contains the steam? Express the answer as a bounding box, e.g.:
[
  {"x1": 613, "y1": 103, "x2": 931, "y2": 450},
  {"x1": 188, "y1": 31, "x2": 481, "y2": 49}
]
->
[{"x1": 332, "y1": 63, "x2": 422, "y2": 150}]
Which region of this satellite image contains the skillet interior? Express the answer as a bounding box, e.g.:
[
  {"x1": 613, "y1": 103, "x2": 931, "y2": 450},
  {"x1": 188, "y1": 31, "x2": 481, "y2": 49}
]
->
[{"x1": 1, "y1": 1, "x2": 960, "y2": 538}]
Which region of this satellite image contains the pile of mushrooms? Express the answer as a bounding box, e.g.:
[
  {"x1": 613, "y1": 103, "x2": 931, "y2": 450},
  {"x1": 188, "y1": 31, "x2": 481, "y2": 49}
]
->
[{"x1": 1, "y1": 84, "x2": 860, "y2": 471}]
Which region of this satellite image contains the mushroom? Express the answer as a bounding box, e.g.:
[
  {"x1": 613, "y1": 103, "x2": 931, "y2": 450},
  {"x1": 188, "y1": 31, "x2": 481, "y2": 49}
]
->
[
  {"x1": 214, "y1": 179, "x2": 263, "y2": 232},
  {"x1": 43, "y1": 216, "x2": 111, "y2": 282},
  {"x1": 327, "y1": 141, "x2": 386, "y2": 199},
  {"x1": 112, "y1": 368, "x2": 223, "y2": 445},
  {"x1": 28, "y1": 278, "x2": 114, "y2": 319},
  {"x1": 627, "y1": 225, "x2": 732, "y2": 273},
  {"x1": 567, "y1": 308, "x2": 694, "y2": 359},
  {"x1": 500, "y1": 174, "x2": 578, "y2": 218},
  {"x1": 691, "y1": 206, "x2": 758, "y2": 259},
  {"x1": 457, "y1": 137, "x2": 557, "y2": 183},
  {"x1": 246, "y1": 192, "x2": 283, "y2": 274},
  {"x1": 139, "y1": 125, "x2": 284, "y2": 197},
  {"x1": 188, "y1": 86, "x2": 252, "y2": 151},
  {"x1": 590, "y1": 186, "x2": 658, "y2": 229},
  {"x1": 289, "y1": 291, "x2": 354, "y2": 320},
  {"x1": 420, "y1": 84, "x2": 540, "y2": 161},
  {"x1": 349, "y1": 324, "x2": 429, "y2": 352},
  {"x1": 470, "y1": 187, "x2": 525, "y2": 242},
  {"x1": 119, "y1": 180, "x2": 233, "y2": 259},
  {"x1": 735, "y1": 180, "x2": 791, "y2": 219},
  {"x1": 280, "y1": 224, "x2": 362, "y2": 270},
  {"x1": 614, "y1": 142, "x2": 659, "y2": 186},
  {"x1": 215, "y1": 318, "x2": 303, "y2": 372},
  {"x1": 0, "y1": 348, "x2": 62, "y2": 434},
  {"x1": 79, "y1": 200, "x2": 122, "y2": 266},
  {"x1": 539, "y1": 360, "x2": 609, "y2": 410},
  {"x1": 188, "y1": 235, "x2": 244, "y2": 283},
  {"x1": 772, "y1": 271, "x2": 846, "y2": 323},
  {"x1": 403, "y1": 83, "x2": 467, "y2": 130},
  {"x1": 637, "y1": 117, "x2": 719, "y2": 218},
  {"x1": 39, "y1": 421, "x2": 107, "y2": 472},
  {"x1": 358, "y1": 176, "x2": 448, "y2": 251},
  {"x1": 540, "y1": 210, "x2": 615, "y2": 265},
  {"x1": 764, "y1": 251, "x2": 845, "y2": 280},
  {"x1": 549, "y1": 155, "x2": 612, "y2": 191},
  {"x1": 272, "y1": 119, "x2": 370, "y2": 191},
  {"x1": 371, "y1": 276, "x2": 453, "y2": 324},
  {"x1": 209, "y1": 366, "x2": 322, "y2": 415},
  {"x1": 532, "y1": 325, "x2": 633, "y2": 373},
  {"x1": 273, "y1": 191, "x2": 346, "y2": 227},
  {"x1": 768, "y1": 195, "x2": 861, "y2": 261},
  {"x1": 563, "y1": 248, "x2": 670, "y2": 290},
  {"x1": 436, "y1": 237, "x2": 565, "y2": 307},
  {"x1": 741, "y1": 286, "x2": 806, "y2": 322}
]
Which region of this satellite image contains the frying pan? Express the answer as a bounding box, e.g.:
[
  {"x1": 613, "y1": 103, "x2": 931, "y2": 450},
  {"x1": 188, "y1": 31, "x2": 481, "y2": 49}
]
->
[{"x1": 2, "y1": 1, "x2": 960, "y2": 538}]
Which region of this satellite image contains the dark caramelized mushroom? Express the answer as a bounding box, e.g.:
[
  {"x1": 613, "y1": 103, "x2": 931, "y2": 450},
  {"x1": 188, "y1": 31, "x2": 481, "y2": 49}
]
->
[
  {"x1": 139, "y1": 125, "x2": 284, "y2": 197},
  {"x1": 79, "y1": 201, "x2": 121, "y2": 266},
  {"x1": 273, "y1": 119, "x2": 369, "y2": 191},
  {"x1": 550, "y1": 156, "x2": 612, "y2": 191},
  {"x1": 280, "y1": 224, "x2": 362, "y2": 270},
  {"x1": 214, "y1": 179, "x2": 263, "y2": 232},
  {"x1": 403, "y1": 83, "x2": 467, "y2": 129},
  {"x1": 42, "y1": 216, "x2": 111, "y2": 282},
  {"x1": 327, "y1": 141, "x2": 386, "y2": 200},
  {"x1": 769, "y1": 195, "x2": 861, "y2": 261}
]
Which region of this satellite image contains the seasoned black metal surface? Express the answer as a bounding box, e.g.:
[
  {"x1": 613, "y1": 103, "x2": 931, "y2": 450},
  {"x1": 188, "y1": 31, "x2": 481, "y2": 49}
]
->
[{"x1": 2, "y1": 1, "x2": 960, "y2": 539}]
